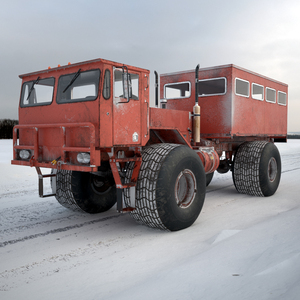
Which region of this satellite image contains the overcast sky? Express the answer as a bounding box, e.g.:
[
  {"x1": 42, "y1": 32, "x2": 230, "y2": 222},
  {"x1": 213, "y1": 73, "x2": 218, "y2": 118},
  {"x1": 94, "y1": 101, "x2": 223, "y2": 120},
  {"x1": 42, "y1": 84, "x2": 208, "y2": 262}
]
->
[{"x1": 1, "y1": 0, "x2": 299, "y2": 131}]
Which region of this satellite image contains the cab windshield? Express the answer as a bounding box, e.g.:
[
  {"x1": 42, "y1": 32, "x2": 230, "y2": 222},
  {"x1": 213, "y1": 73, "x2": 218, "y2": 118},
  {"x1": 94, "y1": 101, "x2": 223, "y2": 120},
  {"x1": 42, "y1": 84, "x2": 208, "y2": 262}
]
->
[
  {"x1": 20, "y1": 77, "x2": 55, "y2": 107},
  {"x1": 56, "y1": 69, "x2": 100, "y2": 103}
]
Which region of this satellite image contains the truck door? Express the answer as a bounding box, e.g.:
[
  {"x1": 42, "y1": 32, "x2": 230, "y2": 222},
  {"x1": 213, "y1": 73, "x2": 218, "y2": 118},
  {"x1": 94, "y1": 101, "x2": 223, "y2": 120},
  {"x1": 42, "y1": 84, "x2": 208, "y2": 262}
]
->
[{"x1": 113, "y1": 67, "x2": 142, "y2": 146}]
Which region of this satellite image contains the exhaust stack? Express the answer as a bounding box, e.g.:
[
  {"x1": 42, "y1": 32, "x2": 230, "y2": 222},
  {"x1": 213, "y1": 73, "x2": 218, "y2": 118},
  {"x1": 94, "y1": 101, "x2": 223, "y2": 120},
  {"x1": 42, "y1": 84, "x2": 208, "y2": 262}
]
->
[
  {"x1": 154, "y1": 71, "x2": 159, "y2": 108},
  {"x1": 193, "y1": 64, "x2": 200, "y2": 143}
]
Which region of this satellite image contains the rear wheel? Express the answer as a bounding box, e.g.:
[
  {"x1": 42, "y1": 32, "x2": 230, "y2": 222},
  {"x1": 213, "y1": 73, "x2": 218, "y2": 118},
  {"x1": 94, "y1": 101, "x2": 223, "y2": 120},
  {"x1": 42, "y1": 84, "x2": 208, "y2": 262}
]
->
[
  {"x1": 52, "y1": 168, "x2": 116, "y2": 213},
  {"x1": 233, "y1": 141, "x2": 281, "y2": 196},
  {"x1": 124, "y1": 144, "x2": 206, "y2": 231},
  {"x1": 206, "y1": 172, "x2": 214, "y2": 187}
]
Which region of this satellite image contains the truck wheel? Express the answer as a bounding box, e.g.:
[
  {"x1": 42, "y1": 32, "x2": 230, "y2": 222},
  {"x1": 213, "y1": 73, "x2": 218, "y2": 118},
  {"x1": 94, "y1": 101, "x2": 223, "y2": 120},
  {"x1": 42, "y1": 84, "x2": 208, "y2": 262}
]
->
[
  {"x1": 206, "y1": 172, "x2": 214, "y2": 187},
  {"x1": 232, "y1": 141, "x2": 281, "y2": 197},
  {"x1": 52, "y1": 170, "x2": 116, "y2": 213},
  {"x1": 124, "y1": 144, "x2": 206, "y2": 231}
]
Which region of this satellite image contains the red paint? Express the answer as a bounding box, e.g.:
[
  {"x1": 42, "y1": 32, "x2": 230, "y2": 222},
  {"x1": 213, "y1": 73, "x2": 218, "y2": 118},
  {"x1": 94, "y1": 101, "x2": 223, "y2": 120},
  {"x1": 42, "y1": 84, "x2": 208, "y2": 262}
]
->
[
  {"x1": 160, "y1": 64, "x2": 287, "y2": 140},
  {"x1": 12, "y1": 59, "x2": 287, "y2": 183}
]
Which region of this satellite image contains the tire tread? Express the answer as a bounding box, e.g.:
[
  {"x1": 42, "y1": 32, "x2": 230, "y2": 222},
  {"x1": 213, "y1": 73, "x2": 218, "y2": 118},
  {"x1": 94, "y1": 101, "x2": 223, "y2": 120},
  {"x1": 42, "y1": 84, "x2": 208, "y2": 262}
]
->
[
  {"x1": 55, "y1": 170, "x2": 83, "y2": 212},
  {"x1": 124, "y1": 143, "x2": 180, "y2": 230},
  {"x1": 233, "y1": 141, "x2": 269, "y2": 196}
]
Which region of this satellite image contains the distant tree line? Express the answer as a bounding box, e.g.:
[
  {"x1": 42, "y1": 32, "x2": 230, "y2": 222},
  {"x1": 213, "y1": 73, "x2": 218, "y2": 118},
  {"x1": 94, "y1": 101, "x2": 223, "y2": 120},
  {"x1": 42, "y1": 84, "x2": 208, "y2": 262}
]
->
[
  {"x1": 287, "y1": 134, "x2": 300, "y2": 139},
  {"x1": 0, "y1": 119, "x2": 18, "y2": 139}
]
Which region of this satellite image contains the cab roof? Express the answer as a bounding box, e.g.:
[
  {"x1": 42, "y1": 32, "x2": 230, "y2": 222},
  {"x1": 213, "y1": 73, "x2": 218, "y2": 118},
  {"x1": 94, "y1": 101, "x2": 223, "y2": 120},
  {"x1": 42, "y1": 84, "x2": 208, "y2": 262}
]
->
[{"x1": 19, "y1": 58, "x2": 149, "y2": 79}]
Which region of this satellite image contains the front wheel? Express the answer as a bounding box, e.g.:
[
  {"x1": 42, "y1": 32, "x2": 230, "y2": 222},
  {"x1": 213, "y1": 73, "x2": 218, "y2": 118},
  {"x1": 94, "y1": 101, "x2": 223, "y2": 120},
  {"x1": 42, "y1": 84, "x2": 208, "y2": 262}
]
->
[
  {"x1": 233, "y1": 141, "x2": 281, "y2": 197},
  {"x1": 124, "y1": 144, "x2": 206, "y2": 231},
  {"x1": 52, "y1": 169, "x2": 117, "y2": 213}
]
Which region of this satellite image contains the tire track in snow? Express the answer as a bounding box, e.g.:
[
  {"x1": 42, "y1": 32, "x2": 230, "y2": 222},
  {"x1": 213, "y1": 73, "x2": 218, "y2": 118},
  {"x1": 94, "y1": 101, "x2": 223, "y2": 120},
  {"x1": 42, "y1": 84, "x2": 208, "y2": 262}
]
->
[
  {"x1": 282, "y1": 167, "x2": 300, "y2": 173},
  {"x1": 0, "y1": 213, "x2": 125, "y2": 248},
  {"x1": 1, "y1": 162, "x2": 299, "y2": 249},
  {"x1": 0, "y1": 188, "x2": 37, "y2": 198},
  {"x1": 206, "y1": 184, "x2": 234, "y2": 193}
]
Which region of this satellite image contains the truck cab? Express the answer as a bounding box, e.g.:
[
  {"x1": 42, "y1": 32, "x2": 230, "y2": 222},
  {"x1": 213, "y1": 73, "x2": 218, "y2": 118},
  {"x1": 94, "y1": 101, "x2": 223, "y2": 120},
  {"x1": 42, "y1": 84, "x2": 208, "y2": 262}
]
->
[{"x1": 12, "y1": 59, "x2": 150, "y2": 172}]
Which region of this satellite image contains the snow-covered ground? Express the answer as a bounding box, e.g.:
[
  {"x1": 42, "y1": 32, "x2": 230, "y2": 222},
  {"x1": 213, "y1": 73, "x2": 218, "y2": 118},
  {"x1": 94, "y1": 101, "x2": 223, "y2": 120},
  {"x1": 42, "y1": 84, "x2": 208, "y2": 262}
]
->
[{"x1": 1, "y1": 139, "x2": 300, "y2": 300}]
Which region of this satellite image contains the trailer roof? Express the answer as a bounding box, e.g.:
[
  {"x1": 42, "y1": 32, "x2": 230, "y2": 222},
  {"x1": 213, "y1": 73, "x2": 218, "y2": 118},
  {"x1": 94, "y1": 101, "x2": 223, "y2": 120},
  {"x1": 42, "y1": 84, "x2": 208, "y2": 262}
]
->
[{"x1": 161, "y1": 64, "x2": 288, "y2": 87}]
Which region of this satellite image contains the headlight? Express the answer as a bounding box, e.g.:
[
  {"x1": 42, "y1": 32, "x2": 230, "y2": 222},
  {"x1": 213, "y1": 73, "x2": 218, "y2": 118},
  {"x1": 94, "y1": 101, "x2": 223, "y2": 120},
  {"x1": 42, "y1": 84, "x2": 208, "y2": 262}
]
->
[
  {"x1": 19, "y1": 149, "x2": 31, "y2": 160},
  {"x1": 77, "y1": 152, "x2": 90, "y2": 164}
]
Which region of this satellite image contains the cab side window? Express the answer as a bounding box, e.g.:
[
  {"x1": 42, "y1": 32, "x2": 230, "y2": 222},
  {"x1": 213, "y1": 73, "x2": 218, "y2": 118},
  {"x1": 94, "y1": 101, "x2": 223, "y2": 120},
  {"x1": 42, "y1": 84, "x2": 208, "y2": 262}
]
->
[
  {"x1": 103, "y1": 69, "x2": 111, "y2": 100},
  {"x1": 114, "y1": 69, "x2": 139, "y2": 100}
]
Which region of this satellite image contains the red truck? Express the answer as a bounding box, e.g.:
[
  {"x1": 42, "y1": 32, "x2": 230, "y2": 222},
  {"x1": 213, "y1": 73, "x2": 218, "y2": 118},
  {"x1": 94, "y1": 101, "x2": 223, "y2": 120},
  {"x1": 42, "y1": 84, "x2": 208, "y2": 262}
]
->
[{"x1": 12, "y1": 58, "x2": 288, "y2": 231}]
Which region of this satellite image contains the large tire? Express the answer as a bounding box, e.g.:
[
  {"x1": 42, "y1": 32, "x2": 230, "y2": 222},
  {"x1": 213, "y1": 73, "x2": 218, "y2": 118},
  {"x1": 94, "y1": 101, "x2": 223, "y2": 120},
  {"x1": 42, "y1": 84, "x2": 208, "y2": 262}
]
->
[
  {"x1": 52, "y1": 169, "x2": 116, "y2": 213},
  {"x1": 233, "y1": 141, "x2": 281, "y2": 197},
  {"x1": 124, "y1": 144, "x2": 206, "y2": 231}
]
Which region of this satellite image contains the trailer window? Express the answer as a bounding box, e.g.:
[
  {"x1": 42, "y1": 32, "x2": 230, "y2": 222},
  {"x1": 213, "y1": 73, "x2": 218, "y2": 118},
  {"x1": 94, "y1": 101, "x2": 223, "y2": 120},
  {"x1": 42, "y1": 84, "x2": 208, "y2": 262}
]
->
[
  {"x1": 164, "y1": 82, "x2": 191, "y2": 99},
  {"x1": 56, "y1": 69, "x2": 100, "y2": 103},
  {"x1": 235, "y1": 78, "x2": 249, "y2": 97},
  {"x1": 252, "y1": 83, "x2": 264, "y2": 101},
  {"x1": 114, "y1": 69, "x2": 139, "y2": 100},
  {"x1": 266, "y1": 87, "x2": 276, "y2": 103},
  {"x1": 20, "y1": 77, "x2": 55, "y2": 107},
  {"x1": 198, "y1": 77, "x2": 226, "y2": 96},
  {"x1": 278, "y1": 91, "x2": 286, "y2": 106}
]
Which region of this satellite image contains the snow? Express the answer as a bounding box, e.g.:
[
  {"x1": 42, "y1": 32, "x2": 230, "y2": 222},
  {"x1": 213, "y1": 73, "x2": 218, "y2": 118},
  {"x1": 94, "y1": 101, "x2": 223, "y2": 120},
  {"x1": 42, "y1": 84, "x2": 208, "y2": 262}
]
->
[{"x1": 1, "y1": 139, "x2": 300, "y2": 300}]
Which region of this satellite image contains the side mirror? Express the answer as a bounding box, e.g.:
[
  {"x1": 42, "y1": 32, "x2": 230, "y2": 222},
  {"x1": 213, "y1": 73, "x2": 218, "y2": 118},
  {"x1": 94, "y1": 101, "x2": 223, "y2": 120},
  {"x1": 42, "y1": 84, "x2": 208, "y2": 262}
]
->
[{"x1": 122, "y1": 67, "x2": 132, "y2": 102}]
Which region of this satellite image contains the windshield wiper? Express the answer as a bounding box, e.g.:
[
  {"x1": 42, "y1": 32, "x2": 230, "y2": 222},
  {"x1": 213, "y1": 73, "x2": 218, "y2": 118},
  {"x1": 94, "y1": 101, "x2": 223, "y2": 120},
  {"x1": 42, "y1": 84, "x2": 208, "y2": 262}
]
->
[
  {"x1": 27, "y1": 76, "x2": 40, "y2": 100},
  {"x1": 63, "y1": 69, "x2": 81, "y2": 93}
]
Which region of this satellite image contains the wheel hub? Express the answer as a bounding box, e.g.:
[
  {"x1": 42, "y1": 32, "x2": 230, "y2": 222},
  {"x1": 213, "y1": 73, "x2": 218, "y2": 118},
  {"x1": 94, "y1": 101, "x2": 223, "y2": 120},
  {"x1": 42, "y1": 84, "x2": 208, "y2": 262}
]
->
[
  {"x1": 175, "y1": 169, "x2": 197, "y2": 208},
  {"x1": 91, "y1": 175, "x2": 111, "y2": 193},
  {"x1": 268, "y1": 157, "x2": 277, "y2": 182}
]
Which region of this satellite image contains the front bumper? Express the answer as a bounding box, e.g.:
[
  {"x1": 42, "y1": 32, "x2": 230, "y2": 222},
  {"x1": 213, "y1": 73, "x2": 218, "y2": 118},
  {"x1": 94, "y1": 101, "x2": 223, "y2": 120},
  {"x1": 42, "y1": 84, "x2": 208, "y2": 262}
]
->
[{"x1": 11, "y1": 122, "x2": 100, "y2": 172}]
